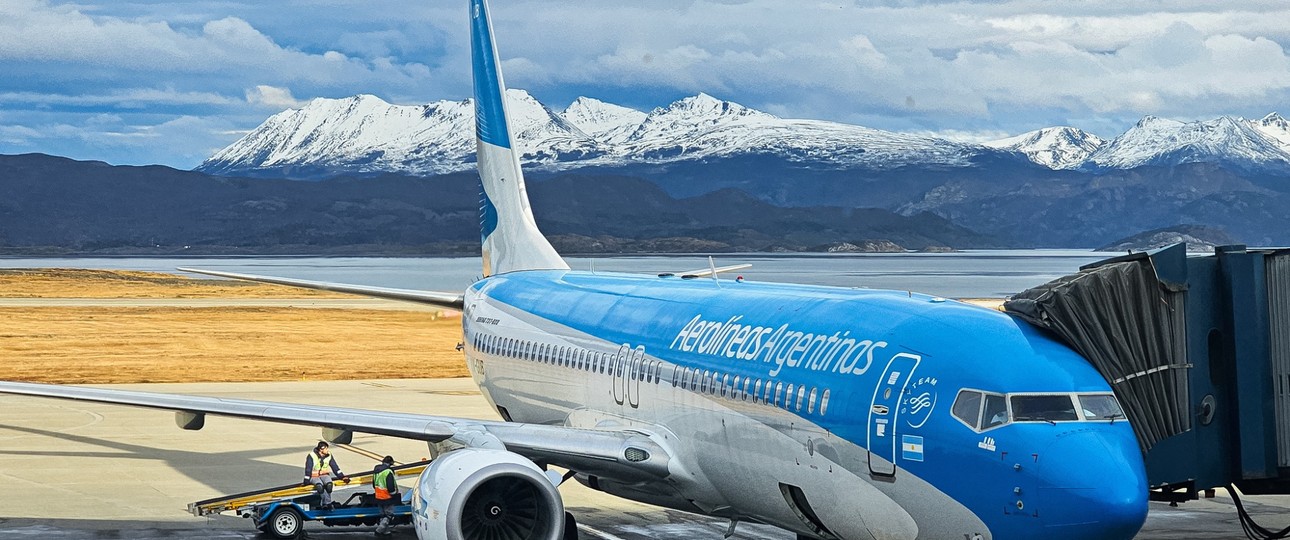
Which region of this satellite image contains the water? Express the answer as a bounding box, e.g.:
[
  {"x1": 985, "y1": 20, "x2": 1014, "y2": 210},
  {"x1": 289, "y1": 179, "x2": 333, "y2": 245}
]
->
[{"x1": 0, "y1": 250, "x2": 1107, "y2": 298}]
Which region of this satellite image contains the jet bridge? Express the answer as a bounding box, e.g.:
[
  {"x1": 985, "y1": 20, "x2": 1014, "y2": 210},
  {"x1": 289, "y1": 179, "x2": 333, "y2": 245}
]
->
[{"x1": 1004, "y1": 243, "x2": 1290, "y2": 501}]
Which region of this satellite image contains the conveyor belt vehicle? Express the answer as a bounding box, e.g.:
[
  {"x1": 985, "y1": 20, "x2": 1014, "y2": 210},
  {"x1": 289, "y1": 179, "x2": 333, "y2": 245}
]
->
[{"x1": 188, "y1": 459, "x2": 428, "y2": 538}]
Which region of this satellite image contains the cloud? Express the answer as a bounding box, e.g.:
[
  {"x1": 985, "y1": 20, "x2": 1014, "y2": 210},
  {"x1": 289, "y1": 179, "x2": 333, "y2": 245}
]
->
[
  {"x1": 3, "y1": 0, "x2": 1290, "y2": 167},
  {"x1": 0, "y1": 89, "x2": 235, "y2": 108},
  {"x1": 245, "y1": 86, "x2": 303, "y2": 109}
]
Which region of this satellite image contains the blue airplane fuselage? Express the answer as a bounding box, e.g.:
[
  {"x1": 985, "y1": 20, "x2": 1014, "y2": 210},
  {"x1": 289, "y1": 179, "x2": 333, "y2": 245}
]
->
[{"x1": 462, "y1": 270, "x2": 1148, "y2": 539}]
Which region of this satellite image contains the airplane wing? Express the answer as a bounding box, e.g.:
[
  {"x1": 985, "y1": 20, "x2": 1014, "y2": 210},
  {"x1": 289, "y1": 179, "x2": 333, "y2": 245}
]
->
[
  {"x1": 0, "y1": 381, "x2": 671, "y2": 482},
  {"x1": 176, "y1": 267, "x2": 465, "y2": 310},
  {"x1": 677, "y1": 263, "x2": 751, "y2": 279}
]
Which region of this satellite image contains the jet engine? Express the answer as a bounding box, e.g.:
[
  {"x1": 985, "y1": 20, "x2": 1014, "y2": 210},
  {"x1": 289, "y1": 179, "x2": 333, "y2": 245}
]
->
[{"x1": 413, "y1": 448, "x2": 566, "y2": 540}]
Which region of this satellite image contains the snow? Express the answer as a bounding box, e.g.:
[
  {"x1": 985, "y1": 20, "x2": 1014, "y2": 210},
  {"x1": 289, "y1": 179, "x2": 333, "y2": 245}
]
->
[
  {"x1": 1086, "y1": 115, "x2": 1290, "y2": 170},
  {"x1": 200, "y1": 91, "x2": 1290, "y2": 177},
  {"x1": 984, "y1": 127, "x2": 1104, "y2": 169}
]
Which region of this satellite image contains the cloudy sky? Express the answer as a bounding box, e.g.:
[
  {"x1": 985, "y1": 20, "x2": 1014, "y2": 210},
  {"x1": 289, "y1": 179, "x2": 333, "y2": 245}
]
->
[{"x1": 2, "y1": 0, "x2": 1289, "y2": 169}]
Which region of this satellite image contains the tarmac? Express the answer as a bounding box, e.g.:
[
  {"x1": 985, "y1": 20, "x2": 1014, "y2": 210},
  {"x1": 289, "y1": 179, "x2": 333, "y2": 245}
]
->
[{"x1": 1, "y1": 378, "x2": 1287, "y2": 539}]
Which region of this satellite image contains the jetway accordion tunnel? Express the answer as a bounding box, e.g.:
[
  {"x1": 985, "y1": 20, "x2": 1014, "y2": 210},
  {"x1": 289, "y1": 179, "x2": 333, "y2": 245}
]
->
[{"x1": 1004, "y1": 243, "x2": 1290, "y2": 501}]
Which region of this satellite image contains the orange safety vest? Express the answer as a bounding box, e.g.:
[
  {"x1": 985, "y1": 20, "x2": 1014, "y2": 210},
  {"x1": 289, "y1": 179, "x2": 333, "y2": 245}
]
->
[
  {"x1": 309, "y1": 452, "x2": 335, "y2": 479},
  {"x1": 373, "y1": 468, "x2": 396, "y2": 500}
]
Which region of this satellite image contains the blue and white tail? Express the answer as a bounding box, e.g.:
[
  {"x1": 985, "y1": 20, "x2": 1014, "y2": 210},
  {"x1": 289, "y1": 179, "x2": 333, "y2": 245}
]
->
[{"x1": 470, "y1": 0, "x2": 568, "y2": 277}]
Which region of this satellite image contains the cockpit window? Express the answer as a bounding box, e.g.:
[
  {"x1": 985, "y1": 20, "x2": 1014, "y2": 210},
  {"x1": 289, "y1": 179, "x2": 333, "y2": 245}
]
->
[
  {"x1": 1079, "y1": 394, "x2": 1125, "y2": 421},
  {"x1": 954, "y1": 390, "x2": 1126, "y2": 430},
  {"x1": 952, "y1": 390, "x2": 983, "y2": 428},
  {"x1": 1011, "y1": 394, "x2": 1079, "y2": 422},
  {"x1": 981, "y1": 394, "x2": 1009, "y2": 429}
]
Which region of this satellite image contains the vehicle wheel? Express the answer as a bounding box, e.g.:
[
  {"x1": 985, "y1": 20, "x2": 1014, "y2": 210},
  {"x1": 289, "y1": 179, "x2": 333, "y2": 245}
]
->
[
  {"x1": 563, "y1": 511, "x2": 579, "y2": 540},
  {"x1": 266, "y1": 506, "x2": 303, "y2": 539}
]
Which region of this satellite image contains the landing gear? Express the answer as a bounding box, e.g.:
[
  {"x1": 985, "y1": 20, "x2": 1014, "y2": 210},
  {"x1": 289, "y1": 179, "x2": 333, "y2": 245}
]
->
[{"x1": 563, "y1": 511, "x2": 579, "y2": 540}]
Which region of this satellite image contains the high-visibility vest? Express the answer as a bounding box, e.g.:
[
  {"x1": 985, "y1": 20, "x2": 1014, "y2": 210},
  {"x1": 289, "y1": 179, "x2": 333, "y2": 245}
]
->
[
  {"x1": 373, "y1": 468, "x2": 396, "y2": 500},
  {"x1": 309, "y1": 452, "x2": 334, "y2": 479}
]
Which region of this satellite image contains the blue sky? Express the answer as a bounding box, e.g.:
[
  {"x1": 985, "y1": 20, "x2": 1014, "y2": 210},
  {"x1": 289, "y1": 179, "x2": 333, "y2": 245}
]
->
[{"x1": 2, "y1": 0, "x2": 1289, "y2": 169}]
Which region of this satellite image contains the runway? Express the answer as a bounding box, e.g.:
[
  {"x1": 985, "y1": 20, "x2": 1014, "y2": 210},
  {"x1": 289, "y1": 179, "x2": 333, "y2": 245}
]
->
[{"x1": 1, "y1": 378, "x2": 1286, "y2": 539}]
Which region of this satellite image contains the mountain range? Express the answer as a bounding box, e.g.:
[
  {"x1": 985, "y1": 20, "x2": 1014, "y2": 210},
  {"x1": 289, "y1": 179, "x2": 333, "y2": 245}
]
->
[
  {"x1": 0, "y1": 153, "x2": 989, "y2": 255},
  {"x1": 199, "y1": 91, "x2": 1290, "y2": 179},
  {"x1": 6, "y1": 91, "x2": 1290, "y2": 254}
]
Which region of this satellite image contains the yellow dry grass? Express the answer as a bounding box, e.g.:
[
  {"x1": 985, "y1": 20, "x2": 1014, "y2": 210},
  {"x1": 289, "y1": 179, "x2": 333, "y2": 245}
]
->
[
  {"x1": 0, "y1": 269, "x2": 468, "y2": 384},
  {"x1": 0, "y1": 268, "x2": 349, "y2": 298}
]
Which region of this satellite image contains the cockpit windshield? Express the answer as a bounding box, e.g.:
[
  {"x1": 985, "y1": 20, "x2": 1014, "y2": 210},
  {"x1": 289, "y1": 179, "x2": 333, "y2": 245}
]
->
[
  {"x1": 1011, "y1": 395, "x2": 1079, "y2": 422},
  {"x1": 950, "y1": 390, "x2": 1125, "y2": 432},
  {"x1": 1078, "y1": 394, "x2": 1125, "y2": 421}
]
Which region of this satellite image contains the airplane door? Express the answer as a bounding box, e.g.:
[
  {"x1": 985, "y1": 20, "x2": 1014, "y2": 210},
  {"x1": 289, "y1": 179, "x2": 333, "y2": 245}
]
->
[
  {"x1": 867, "y1": 352, "x2": 921, "y2": 477},
  {"x1": 628, "y1": 345, "x2": 644, "y2": 408},
  {"x1": 612, "y1": 344, "x2": 630, "y2": 405}
]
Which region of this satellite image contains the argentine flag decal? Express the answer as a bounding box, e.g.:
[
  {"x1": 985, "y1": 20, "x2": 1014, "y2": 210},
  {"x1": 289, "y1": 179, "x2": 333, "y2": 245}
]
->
[{"x1": 902, "y1": 435, "x2": 925, "y2": 462}]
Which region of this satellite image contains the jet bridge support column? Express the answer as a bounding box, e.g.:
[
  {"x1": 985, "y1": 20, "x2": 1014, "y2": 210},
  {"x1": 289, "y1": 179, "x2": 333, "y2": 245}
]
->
[{"x1": 1216, "y1": 246, "x2": 1278, "y2": 480}]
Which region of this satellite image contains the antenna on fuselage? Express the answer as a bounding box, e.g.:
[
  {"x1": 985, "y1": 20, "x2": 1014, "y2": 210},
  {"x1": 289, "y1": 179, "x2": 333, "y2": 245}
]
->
[{"x1": 709, "y1": 256, "x2": 720, "y2": 288}]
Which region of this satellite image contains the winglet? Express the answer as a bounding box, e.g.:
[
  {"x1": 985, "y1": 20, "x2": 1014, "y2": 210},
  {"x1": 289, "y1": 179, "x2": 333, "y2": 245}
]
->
[{"x1": 470, "y1": 0, "x2": 568, "y2": 277}]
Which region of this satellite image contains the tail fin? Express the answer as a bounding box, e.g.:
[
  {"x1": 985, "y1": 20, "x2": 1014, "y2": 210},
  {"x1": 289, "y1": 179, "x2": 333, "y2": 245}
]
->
[{"x1": 470, "y1": 0, "x2": 567, "y2": 277}]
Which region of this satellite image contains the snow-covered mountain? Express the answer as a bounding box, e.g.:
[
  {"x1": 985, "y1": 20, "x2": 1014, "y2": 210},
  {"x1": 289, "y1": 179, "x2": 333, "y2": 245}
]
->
[
  {"x1": 983, "y1": 127, "x2": 1104, "y2": 170},
  {"x1": 560, "y1": 97, "x2": 646, "y2": 143},
  {"x1": 200, "y1": 91, "x2": 985, "y2": 178},
  {"x1": 1255, "y1": 112, "x2": 1290, "y2": 151},
  {"x1": 201, "y1": 90, "x2": 601, "y2": 177},
  {"x1": 1084, "y1": 115, "x2": 1290, "y2": 172},
  {"x1": 200, "y1": 90, "x2": 1290, "y2": 178}
]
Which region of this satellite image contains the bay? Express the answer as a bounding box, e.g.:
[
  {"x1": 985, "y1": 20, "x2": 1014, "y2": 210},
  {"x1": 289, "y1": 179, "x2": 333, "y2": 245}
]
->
[{"x1": 1, "y1": 250, "x2": 1107, "y2": 298}]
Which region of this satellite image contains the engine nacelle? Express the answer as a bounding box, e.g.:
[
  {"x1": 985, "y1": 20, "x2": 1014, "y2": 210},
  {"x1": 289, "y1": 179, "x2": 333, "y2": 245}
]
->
[{"x1": 412, "y1": 448, "x2": 565, "y2": 540}]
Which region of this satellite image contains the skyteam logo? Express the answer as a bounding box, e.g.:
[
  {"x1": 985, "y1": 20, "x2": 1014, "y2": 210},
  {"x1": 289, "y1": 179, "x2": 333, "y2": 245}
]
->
[{"x1": 900, "y1": 376, "x2": 938, "y2": 429}]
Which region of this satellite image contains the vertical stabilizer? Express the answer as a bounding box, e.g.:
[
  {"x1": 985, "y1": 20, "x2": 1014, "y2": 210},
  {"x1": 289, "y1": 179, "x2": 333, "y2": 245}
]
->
[{"x1": 470, "y1": 0, "x2": 568, "y2": 277}]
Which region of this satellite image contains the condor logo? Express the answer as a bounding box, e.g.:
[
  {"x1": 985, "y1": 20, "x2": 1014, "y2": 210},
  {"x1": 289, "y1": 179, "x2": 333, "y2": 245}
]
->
[{"x1": 872, "y1": 404, "x2": 890, "y2": 415}]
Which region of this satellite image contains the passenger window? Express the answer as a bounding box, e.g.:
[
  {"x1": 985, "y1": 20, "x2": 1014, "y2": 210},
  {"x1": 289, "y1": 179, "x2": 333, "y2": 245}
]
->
[
  {"x1": 1011, "y1": 394, "x2": 1079, "y2": 422},
  {"x1": 785, "y1": 384, "x2": 795, "y2": 409},
  {"x1": 775, "y1": 382, "x2": 784, "y2": 406},
  {"x1": 754, "y1": 379, "x2": 763, "y2": 403},
  {"x1": 952, "y1": 390, "x2": 984, "y2": 429},
  {"x1": 743, "y1": 378, "x2": 752, "y2": 401},
  {"x1": 820, "y1": 389, "x2": 831, "y2": 416},
  {"x1": 733, "y1": 376, "x2": 742, "y2": 400},
  {"x1": 722, "y1": 374, "x2": 731, "y2": 398},
  {"x1": 808, "y1": 388, "x2": 818, "y2": 414},
  {"x1": 982, "y1": 394, "x2": 1009, "y2": 428},
  {"x1": 1079, "y1": 394, "x2": 1124, "y2": 421},
  {"x1": 796, "y1": 386, "x2": 806, "y2": 412},
  {"x1": 702, "y1": 371, "x2": 711, "y2": 393}
]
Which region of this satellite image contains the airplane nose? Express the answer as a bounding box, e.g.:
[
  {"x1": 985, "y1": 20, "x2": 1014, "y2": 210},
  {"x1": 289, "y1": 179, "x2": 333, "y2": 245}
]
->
[{"x1": 1038, "y1": 428, "x2": 1148, "y2": 540}]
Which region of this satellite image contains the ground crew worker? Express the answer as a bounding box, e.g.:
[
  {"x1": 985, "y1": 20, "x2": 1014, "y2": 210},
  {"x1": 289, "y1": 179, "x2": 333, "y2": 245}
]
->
[
  {"x1": 303, "y1": 441, "x2": 347, "y2": 509},
  {"x1": 373, "y1": 455, "x2": 400, "y2": 536}
]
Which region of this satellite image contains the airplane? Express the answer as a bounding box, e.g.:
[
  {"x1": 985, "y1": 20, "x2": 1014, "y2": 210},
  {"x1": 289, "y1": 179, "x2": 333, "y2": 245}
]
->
[{"x1": 0, "y1": 1, "x2": 1150, "y2": 539}]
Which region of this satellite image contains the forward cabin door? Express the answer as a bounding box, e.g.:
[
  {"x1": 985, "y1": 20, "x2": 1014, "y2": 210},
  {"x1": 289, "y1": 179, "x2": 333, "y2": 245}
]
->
[
  {"x1": 867, "y1": 353, "x2": 921, "y2": 477},
  {"x1": 612, "y1": 344, "x2": 630, "y2": 405}
]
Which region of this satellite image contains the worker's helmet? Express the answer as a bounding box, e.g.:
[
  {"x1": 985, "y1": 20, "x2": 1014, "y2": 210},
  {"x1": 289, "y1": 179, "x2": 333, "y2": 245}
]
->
[{"x1": 316, "y1": 441, "x2": 329, "y2": 451}]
